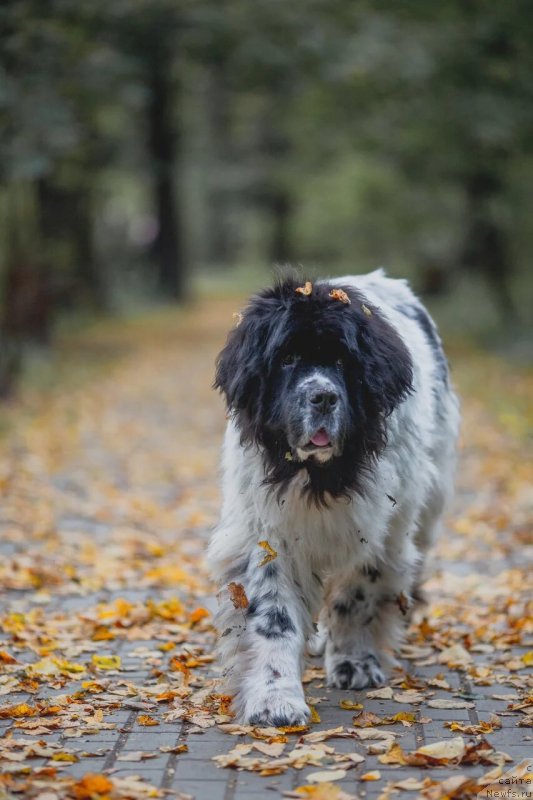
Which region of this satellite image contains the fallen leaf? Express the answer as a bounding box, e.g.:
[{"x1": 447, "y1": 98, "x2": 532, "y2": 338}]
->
[
  {"x1": 329, "y1": 289, "x2": 350, "y2": 304},
  {"x1": 393, "y1": 777, "x2": 426, "y2": 790},
  {"x1": 189, "y1": 607, "x2": 210, "y2": 624},
  {"x1": 295, "y1": 281, "x2": 313, "y2": 296},
  {"x1": 366, "y1": 687, "x2": 393, "y2": 700},
  {"x1": 445, "y1": 716, "x2": 501, "y2": 735},
  {"x1": 307, "y1": 769, "x2": 347, "y2": 783},
  {"x1": 0, "y1": 650, "x2": 17, "y2": 664},
  {"x1": 392, "y1": 690, "x2": 425, "y2": 704},
  {"x1": 284, "y1": 784, "x2": 357, "y2": 799},
  {"x1": 228, "y1": 582, "x2": 249, "y2": 609},
  {"x1": 137, "y1": 714, "x2": 159, "y2": 726},
  {"x1": 360, "y1": 770, "x2": 381, "y2": 781},
  {"x1": 339, "y1": 700, "x2": 364, "y2": 710},
  {"x1": 71, "y1": 774, "x2": 113, "y2": 799},
  {"x1": 437, "y1": 644, "x2": 472, "y2": 668},
  {"x1": 427, "y1": 699, "x2": 475, "y2": 709},
  {"x1": 416, "y1": 737, "x2": 466, "y2": 761},
  {"x1": 352, "y1": 711, "x2": 383, "y2": 727},
  {"x1": 258, "y1": 540, "x2": 278, "y2": 566},
  {"x1": 91, "y1": 654, "x2": 121, "y2": 670},
  {"x1": 302, "y1": 727, "x2": 346, "y2": 743}
]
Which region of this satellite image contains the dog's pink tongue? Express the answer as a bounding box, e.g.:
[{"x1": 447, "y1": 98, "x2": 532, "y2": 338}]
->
[{"x1": 310, "y1": 429, "x2": 330, "y2": 447}]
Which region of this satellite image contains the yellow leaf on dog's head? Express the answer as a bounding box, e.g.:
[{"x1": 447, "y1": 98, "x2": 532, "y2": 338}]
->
[
  {"x1": 295, "y1": 281, "x2": 313, "y2": 296},
  {"x1": 329, "y1": 288, "x2": 350, "y2": 304}
]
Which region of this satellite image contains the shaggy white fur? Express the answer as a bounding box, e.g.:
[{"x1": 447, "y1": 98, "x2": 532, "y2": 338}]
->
[{"x1": 208, "y1": 269, "x2": 460, "y2": 726}]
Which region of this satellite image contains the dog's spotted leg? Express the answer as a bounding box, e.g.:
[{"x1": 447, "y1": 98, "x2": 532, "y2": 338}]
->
[
  {"x1": 217, "y1": 558, "x2": 311, "y2": 726},
  {"x1": 324, "y1": 564, "x2": 409, "y2": 689}
]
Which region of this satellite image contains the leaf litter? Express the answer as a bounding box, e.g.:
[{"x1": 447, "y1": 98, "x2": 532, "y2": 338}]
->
[{"x1": 0, "y1": 301, "x2": 530, "y2": 797}]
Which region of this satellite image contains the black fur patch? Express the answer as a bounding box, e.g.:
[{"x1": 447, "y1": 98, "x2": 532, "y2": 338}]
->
[
  {"x1": 361, "y1": 565, "x2": 381, "y2": 583},
  {"x1": 333, "y1": 660, "x2": 355, "y2": 688},
  {"x1": 399, "y1": 302, "x2": 448, "y2": 386},
  {"x1": 333, "y1": 600, "x2": 352, "y2": 616},
  {"x1": 215, "y1": 276, "x2": 414, "y2": 506},
  {"x1": 263, "y1": 562, "x2": 278, "y2": 579},
  {"x1": 256, "y1": 606, "x2": 296, "y2": 638},
  {"x1": 247, "y1": 589, "x2": 276, "y2": 617}
]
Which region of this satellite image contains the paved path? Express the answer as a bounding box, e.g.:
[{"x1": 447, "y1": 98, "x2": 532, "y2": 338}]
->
[{"x1": 0, "y1": 299, "x2": 530, "y2": 799}]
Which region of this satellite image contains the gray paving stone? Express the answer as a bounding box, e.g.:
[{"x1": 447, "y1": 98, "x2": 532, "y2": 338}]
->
[{"x1": 171, "y1": 781, "x2": 228, "y2": 799}]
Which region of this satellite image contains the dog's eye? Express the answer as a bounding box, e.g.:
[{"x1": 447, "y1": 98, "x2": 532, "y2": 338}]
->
[{"x1": 282, "y1": 354, "x2": 296, "y2": 367}]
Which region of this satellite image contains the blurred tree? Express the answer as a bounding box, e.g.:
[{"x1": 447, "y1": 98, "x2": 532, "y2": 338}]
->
[
  {"x1": 104, "y1": 1, "x2": 189, "y2": 300},
  {"x1": 301, "y1": 0, "x2": 533, "y2": 313},
  {"x1": 1, "y1": 0, "x2": 533, "y2": 399}
]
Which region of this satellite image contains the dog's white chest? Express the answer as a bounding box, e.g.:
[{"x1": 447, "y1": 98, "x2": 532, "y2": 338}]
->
[{"x1": 255, "y1": 475, "x2": 384, "y2": 576}]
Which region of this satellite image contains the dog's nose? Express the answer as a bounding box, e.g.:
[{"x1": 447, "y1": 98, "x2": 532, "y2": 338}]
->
[{"x1": 309, "y1": 389, "x2": 338, "y2": 412}]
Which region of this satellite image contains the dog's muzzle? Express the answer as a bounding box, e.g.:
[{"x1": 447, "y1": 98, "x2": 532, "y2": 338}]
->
[{"x1": 293, "y1": 376, "x2": 344, "y2": 462}]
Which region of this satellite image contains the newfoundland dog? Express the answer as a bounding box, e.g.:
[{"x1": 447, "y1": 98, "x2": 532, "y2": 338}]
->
[{"x1": 209, "y1": 269, "x2": 459, "y2": 726}]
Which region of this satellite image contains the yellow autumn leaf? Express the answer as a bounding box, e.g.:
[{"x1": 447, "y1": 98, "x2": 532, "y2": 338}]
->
[
  {"x1": 137, "y1": 714, "x2": 159, "y2": 726},
  {"x1": 147, "y1": 596, "x2": 185, "y2": 620},
  {"x1": 0, "y1": 650, "x2": 17, "y2": 664},
  {"x1": 339, "y1": 699, "x2": 363, "y2": 710},
  {"x1": 360, "y1": 771, "x2": 381, "y2": 781},
  {"x1": 328, "y1": 288, "x2": 351, "y2": 304},
  {"x1": 53, "y1": 658, "x2": 85, "y2": 674},
  {"x1": 158, "y1": 641, "x2": 175, "y2": 652},
  {"x1": 71, "y1": 774, "x2": 114, "y2": 799},
  {"x1": 522, "y1": 651, "x2": 533, "y2": 666},
  {"x1": 258, "y1": 539, "x2": 278, "y2": 566},
  {"x1": 295, "y1": 281, "x2": 313, "y2": 296},
  {"x1": 389, "y1": 711, "x2": 417, "y2": 726},
  {"x1": 91, "y1": 654, "x2": 121, "y2": 670},
  {"x1": 91, "y1": 625, "x2": 115, "y2": 641},
  {"x1": 309, "y1": 705, "x2": 321, "y2": 723},
  {"x1": 189, "y1": 606, "x2": 210, "y2": 624},
  {"x1": 51, "y1": 752, "x2": 79, "y2": 762}
]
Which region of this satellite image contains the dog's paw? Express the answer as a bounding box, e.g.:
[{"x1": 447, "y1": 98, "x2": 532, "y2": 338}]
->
[
  {"x1": 241, "y1": 687, "x2": 310, "y2": 727},
  {"x1": 327, "y1": 653, "x2": 385, "y2": 690},
  {"x1": 307, "y1": 626, "x2": 327, "y2": 657}
]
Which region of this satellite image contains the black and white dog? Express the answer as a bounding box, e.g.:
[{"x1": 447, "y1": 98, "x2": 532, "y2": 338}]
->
[{"x1": 209, "y1": 270, "x2": 459, "y2": 726}]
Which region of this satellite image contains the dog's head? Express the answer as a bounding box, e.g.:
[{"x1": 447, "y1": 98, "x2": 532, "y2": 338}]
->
[{"x1": 215, "y1": 277, "x2": 413, "y2": 504}]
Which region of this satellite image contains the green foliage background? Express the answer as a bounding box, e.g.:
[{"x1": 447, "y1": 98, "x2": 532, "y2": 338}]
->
[{"x1": 1, "y1": 0, "x2": 532, "y2": 391}]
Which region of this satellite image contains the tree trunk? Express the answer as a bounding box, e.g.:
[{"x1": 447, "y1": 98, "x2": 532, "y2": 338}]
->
[
  {"x1": 267, "y1": 190, "x2": 292, "y2": 264},
  {"x1": 259, "y1": 94, "x2": 293, "y2": 265},
  {"x1": 458, "y1": 169, "x2": 515, "y2": 320},
  {"x1": 205, "y1": 59, "x2": 234, "y2": 266},
  {"x1": 36, "y1": 177, "x2": 106, "y2": 309},
  {"x1": 72, "y1": 186, "x2": 107, "y2": 309},
  {"x1": 147, "y1": 56, "x2": 186, "y2": 300}
]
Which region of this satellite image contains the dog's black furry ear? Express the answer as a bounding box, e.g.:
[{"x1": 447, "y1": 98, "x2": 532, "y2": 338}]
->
[
  {"x1": 356, "y1": 307, "x2": 414, "y2": 416},
  {"x1": 214, "y1": 294, "x2": 276, "y2": 442}
]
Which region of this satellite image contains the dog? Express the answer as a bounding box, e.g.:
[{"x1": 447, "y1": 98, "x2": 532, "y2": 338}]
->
[{"x1": 209, "y1": 269, "x2": 459, "y2": 726}]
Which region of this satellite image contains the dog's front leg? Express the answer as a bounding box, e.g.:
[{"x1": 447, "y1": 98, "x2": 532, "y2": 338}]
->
[
  {"x1": 324, "y1": 564, "x2": 407, "y2": 689},
  {"x1": 217, "y1": 558, "x2": 310, "y2": 727}
]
